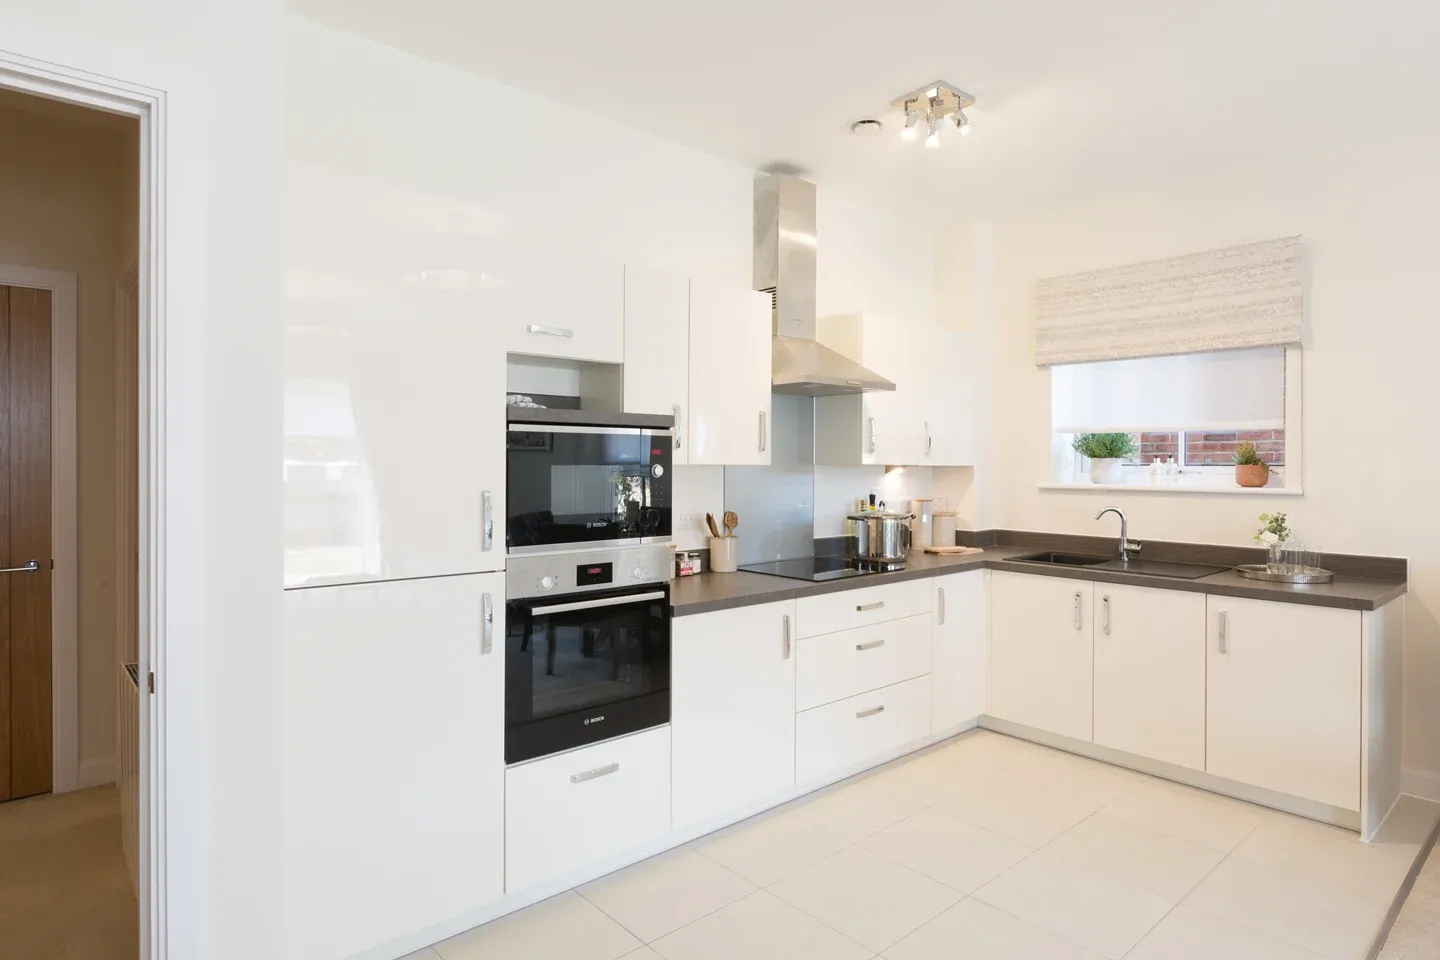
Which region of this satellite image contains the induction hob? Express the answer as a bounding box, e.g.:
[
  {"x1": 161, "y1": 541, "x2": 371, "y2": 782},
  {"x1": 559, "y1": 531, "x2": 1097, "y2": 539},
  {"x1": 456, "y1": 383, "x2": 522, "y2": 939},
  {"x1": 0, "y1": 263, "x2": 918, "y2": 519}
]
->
[{"x1": 737, "y1": 555, "x2": 907, "y2": 583}]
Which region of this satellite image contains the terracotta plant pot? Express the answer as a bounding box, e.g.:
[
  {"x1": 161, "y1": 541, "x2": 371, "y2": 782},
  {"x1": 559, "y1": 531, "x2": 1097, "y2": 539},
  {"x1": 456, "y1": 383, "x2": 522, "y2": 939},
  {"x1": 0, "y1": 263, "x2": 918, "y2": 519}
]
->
[{"x1": 1235, "y1": 463, "x2": 1270, "y2": 488}]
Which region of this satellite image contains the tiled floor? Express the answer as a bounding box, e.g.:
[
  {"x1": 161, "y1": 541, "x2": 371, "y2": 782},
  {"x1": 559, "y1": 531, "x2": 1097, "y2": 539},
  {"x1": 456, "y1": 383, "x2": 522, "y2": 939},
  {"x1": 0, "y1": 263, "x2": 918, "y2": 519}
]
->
[
  {"x1": 415, "y1": 731, "x2": 1437, "y2": 960},
  {"x1": 0, "y1": 786, "x2": 138, "y2": 960},
  {"x1": 1378, "y1": 839, "x2": 1440, "y2": 959}
]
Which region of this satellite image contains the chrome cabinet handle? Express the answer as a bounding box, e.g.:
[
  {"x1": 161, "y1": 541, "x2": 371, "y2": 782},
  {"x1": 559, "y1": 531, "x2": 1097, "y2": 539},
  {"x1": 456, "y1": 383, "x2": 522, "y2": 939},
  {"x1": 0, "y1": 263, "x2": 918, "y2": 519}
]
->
[
  {"x1": 1074, "y1": 592, "x2": 1082, "y2": 630},
  {"x1": 526, "y1": 324, "x2": 573, "y2": 339},
  {"x1": 856, "y1": 638, "x2": 886, "y2": 651},
  {"x1": 856, "y1": 601, "x2": 885, "y2": 612},
  {"x1": 570, "y1": 762, "x2": 619, "y2": 784},
  {"x1": 856, "y1": 705, "x2": 886, "y2": 719},
  {"x1": 759, "y1": 411, "x2": 767, "y2": 452},
  {"x1": 868, "y1": 417, "x2": 877, "y2": 455},
  {"x1": 481, "y1": 593, "x2": 494, "y2": 654},
  {"x1": 937, "y1": 587, "x2": 946, "y2": 626},
  {"x1": 782, "y1": 614, "x2": 792, "y2": 660},
  {"x1": 0, "y1": 560, "x2": 39, "y2": 575},
  {"x1": 1102, "y1": 596, "x2": 1110, "y2": 635},
  {"x1": 482, "y1": 490, "x2": 494, "y2": 552},
  {"x1": 672, "y1": 404, "x2": 683, "y2": 449},
  {"x1": 1218, "y1": 609, "x2": 1228, "y2": 654},
  {"x1": 925, "y1": 421, "x2": 932, "y2": 456}
]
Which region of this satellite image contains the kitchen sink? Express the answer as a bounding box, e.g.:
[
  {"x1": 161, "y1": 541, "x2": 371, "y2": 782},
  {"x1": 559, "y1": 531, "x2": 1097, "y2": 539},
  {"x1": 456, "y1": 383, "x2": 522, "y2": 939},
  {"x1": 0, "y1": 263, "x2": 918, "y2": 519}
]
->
[{"x1": 1008, "y1": 552, "x2": 1227, "y2": 580}]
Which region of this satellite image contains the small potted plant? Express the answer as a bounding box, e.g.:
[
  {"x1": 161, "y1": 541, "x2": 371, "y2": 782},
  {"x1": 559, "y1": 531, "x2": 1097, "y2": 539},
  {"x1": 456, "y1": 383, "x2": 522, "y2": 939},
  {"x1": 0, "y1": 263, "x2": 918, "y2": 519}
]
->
[
  {"x1": 1233, "y1": 441, "x2": 1270, "y2": 488},
  {"x1": 1071, "y1": 433, "x2": 1136, "y2": 484},
  {"x1": 1255, "y1": 512, "x2": 1290, "y2": 569}
]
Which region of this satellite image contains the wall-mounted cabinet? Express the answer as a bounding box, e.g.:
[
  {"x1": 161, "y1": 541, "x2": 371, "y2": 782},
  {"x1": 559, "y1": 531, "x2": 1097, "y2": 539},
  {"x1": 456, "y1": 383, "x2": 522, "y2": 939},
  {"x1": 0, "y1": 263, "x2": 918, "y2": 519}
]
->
[
  {"x1": 813, "y1": 313, "x2": 975, "y2": 467},
  {"x1": 501, "y1": 244, "x2": 624, "y2": 364},
  {"x1": 622, "y1": 268, "x2": 771, "y2": 466}
]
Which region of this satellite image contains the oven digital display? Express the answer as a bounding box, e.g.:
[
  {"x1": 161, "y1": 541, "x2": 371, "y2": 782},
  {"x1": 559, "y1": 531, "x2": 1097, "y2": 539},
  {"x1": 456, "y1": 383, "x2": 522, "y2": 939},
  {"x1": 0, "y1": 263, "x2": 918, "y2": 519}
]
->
[{"x1": 576, "y1": 562, "x2": 614, "y2": 586}]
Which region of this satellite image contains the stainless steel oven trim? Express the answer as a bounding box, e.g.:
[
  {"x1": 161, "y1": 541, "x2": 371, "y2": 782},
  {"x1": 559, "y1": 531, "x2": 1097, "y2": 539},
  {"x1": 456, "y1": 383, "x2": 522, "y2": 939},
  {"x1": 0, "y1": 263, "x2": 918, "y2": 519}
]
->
[
  {"x1": 507, "y1": 534, "x2": 672, "y2": 558},
  {"x1": 506, "y1": 423, "x2": 673, "y2": 438},
  {"x1": 525, "y1": 590, "x2": 667, "y2": 616}
]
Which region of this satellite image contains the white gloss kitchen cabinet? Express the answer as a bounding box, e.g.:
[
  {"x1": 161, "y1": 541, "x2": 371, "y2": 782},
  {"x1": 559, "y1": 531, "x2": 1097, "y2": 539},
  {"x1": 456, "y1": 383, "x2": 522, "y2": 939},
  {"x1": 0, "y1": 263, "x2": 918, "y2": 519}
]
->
[
  {"x1": 284, "y1": 300, "x2": 505, "y2": 588},
  {"x1": 623, "y1": 266, "x2": 692, "y2": 463},
  {"x1": 989, "y1": 572, "x2": 1094, "y2": 742},
  {"x1": 1206, "y1": 596, "x2": 1362, "y2": 811},
  {"x1": 283, "y1": 573, "x2": 504, "y2": 960},
  {"x1": 1092, "y1": 584, "x2": 1206, "y2": 770},
  {"x1": 921, "y1": 327, "x2": 977, "y2": 465},
  {"x1": 500, "y1": 242, "x2": 624, "y2": 363},
  {"x1": 930, "y1": 570, "x2": 988, "y2": 733},
  {"x1": 671, "y1": 601, "x2": 797, "y2": 829}
]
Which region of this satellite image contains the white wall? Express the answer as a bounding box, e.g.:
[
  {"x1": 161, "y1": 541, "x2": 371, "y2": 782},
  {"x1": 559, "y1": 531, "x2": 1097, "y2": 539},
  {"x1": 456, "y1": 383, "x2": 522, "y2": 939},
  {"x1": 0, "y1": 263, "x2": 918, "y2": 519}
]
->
[
  {"x1": 975, "y1": 127, "x2": 1440, "y2": 797},
  {"x1": 0, "y1": 98, "x2": 129, "y2": 785}
]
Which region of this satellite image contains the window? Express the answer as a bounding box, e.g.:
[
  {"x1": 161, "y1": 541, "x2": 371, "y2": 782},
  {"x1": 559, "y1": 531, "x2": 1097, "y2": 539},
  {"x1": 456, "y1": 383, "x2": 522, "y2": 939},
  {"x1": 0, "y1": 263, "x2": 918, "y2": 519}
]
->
[{"x1": 1049, "y1": 346, "x2": 1300, "y2": 493}]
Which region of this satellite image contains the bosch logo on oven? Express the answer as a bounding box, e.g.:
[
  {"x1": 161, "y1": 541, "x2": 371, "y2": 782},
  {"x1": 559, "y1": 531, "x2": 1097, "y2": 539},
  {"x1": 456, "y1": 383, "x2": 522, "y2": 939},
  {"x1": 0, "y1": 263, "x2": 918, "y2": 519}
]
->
[{"x1": 584, "y1": 715, "x2": 605, "y2": 726}]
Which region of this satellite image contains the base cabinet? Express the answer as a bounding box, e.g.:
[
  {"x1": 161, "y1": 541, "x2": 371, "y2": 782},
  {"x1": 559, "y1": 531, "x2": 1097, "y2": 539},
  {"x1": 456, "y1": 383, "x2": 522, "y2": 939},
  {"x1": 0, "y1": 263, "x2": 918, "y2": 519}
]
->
[
  {"x1": 931, "y1": 570, "x2": 988, "y2": 732},
  {"x1": 989, "y1": 572, "x2": 1094, "y2": 742},
  {"x1": 1093, "y1": 584, "x2": 1206, "y2": 770},
  {"x1": 671, "y1": 602, "x2": 797, "y2": 830},
  {"x1": 796, "y1": 676, "x2": 931, "y2": 783},
  {"x1": 284, "y1": 573, "x2": 504, "y2": 960},
  {"x1": 1206, "y1": 596, "x2": 1361, "y2": 810}
]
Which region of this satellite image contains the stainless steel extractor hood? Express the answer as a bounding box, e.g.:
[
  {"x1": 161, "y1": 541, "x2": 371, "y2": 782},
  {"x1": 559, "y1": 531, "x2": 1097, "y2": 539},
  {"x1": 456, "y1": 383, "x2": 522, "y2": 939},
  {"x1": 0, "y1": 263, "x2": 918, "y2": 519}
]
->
[{"x1": 753, "y1": 175, "x2": 896, "y2": 397}]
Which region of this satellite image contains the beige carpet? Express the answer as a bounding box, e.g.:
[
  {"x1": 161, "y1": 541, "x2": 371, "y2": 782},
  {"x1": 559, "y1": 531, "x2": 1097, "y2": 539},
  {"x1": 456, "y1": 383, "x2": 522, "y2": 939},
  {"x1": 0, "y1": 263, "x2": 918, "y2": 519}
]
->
[
  {"x1": 0, "y1": 786, "x2": 138, "y2": 960},
  {"x1": 1379, "y1": 840, "x2": 1440, "y2": 959}
]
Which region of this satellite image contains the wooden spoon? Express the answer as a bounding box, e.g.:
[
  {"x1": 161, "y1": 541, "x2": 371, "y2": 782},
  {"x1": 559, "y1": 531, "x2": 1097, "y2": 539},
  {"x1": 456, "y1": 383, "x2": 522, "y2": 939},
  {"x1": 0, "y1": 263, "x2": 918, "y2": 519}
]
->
[
  {"x1": 723, "y1": 511, "x2": 739, "y2": 537},
  {"x1": 705, "y1": 513, "x2": 721, "y2": 539}
]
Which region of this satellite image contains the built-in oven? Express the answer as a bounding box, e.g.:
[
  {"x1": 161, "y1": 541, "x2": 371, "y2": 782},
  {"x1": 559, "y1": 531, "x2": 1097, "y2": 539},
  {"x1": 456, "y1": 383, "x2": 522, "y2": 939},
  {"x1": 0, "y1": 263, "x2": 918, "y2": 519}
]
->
[
  {"x1": 506, "y1": 411, "x2": 673, "y2": 555},
  {"x1": 504, "y1": 543, "x2": 672, "y2": 764}
]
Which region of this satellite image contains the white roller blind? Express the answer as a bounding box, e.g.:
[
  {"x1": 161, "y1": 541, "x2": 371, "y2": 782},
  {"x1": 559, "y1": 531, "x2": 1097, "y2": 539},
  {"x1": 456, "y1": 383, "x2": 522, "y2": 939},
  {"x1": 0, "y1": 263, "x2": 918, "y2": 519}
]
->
[{"x1": 1052, "y1": 347, "x2": 1285, "y2": 433}]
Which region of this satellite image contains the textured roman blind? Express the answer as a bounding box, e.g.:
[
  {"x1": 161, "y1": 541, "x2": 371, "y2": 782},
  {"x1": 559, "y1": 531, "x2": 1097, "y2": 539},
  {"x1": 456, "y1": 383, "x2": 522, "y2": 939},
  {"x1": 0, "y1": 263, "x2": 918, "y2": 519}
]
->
[{"x1": 1034, "y1": 237, "x2": 1302, "y2": 366}]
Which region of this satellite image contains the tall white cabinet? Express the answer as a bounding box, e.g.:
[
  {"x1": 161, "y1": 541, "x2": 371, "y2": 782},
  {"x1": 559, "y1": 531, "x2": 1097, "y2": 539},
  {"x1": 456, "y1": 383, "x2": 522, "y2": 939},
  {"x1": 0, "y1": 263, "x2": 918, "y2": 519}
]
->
[{"x1": 284, "y1": 572, "x2": 505, "y2": 960}]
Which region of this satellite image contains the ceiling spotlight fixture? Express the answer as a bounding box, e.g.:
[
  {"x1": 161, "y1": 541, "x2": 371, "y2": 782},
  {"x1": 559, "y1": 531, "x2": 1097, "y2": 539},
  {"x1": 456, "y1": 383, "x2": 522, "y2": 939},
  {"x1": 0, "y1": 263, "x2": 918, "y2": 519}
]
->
[
  {"x1": 890, "y1": 81, "x2": 976, "y2": 149},
  {"x1": 900, "y1": 99, "x2": 919, "y2": 141}
]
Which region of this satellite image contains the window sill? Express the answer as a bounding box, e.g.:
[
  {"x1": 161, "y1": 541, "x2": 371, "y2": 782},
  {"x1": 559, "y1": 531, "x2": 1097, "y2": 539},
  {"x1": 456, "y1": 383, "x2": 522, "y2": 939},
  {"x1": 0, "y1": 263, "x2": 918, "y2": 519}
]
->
[{"x1": 1038, "y1": 481, "x2": 1303, "y2": 496}]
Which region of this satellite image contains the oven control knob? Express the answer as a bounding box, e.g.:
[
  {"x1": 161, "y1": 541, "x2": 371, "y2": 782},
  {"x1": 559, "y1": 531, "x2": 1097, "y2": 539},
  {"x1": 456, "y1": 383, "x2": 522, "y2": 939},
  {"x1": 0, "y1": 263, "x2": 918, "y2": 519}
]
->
[
  {"x1": 632, "y1": 567, "x2": 645, "y2": 580},
  {"x1": 540, "y1": 576, "x2": 555, "y2": 590}
]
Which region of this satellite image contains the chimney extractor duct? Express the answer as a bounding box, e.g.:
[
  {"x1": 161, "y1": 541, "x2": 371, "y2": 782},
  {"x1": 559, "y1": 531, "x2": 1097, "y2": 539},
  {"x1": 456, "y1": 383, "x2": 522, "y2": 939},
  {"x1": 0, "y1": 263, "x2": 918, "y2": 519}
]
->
[{"x1": 753, "y1": 175, "x2": 896, "y2": 397}]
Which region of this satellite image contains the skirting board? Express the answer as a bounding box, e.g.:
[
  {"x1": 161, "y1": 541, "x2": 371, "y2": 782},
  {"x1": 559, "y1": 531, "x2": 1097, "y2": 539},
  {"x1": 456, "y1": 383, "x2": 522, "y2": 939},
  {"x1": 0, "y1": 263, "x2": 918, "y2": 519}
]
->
[
  {"x1": 979, "y1": 715, "x2": 1362, "y2": 832},
  {"x1": 77, "y1": 756, "x2": 117, "y2": 790},
  {"x1": 1403, "y1": 766, "x2": 1440, "y2": 803}
]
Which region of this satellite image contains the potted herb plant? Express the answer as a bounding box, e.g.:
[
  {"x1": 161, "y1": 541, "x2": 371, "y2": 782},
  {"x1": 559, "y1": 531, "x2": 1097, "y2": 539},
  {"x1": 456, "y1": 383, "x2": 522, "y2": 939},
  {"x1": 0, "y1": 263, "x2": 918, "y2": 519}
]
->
[
  {"x1": 1233, "y1": 441, "x2": 1270, "y2": 488},
  {"x1": 1070, "y1": 433, "x2": 1136, "y2": 484}
]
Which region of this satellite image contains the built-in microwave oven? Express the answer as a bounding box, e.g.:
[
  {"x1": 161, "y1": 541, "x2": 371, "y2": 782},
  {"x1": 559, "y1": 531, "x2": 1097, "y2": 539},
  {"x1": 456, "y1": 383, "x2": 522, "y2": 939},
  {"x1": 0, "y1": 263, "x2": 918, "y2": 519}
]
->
[{"x1": 506, "y1": 412, "x2": 673, "y2": 554}]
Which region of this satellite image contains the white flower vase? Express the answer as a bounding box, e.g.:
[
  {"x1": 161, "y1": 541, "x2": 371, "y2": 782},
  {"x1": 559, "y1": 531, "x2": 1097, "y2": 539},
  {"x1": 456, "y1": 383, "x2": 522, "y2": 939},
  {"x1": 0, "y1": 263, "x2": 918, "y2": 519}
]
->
[{"x1": 1089, "y1": 458, "x2": 1124, "y2": 484}]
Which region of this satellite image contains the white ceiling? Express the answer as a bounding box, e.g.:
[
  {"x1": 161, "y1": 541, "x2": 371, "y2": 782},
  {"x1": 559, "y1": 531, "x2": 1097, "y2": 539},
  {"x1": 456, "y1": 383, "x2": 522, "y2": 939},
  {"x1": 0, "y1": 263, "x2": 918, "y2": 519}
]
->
[{"x1": 289, "y1": 0, "x2": 1440, "y2": 222}]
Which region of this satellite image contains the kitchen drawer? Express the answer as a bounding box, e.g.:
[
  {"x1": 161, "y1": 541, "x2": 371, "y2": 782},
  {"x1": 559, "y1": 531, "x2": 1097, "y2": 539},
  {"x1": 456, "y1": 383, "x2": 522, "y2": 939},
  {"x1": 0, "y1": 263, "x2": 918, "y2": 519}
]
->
[
  {"x1": 505, "y1": 727, "x2": 670, "y2": 893},
  {"x1": 795, "y1": 579, "x2": 931, "y2": 639},
  {"x1": 795, "y1": 676, "x2": 931, "y2": 784},
  {"x1": 795, "y1": 614, "x2": 932, "y2": 711}
]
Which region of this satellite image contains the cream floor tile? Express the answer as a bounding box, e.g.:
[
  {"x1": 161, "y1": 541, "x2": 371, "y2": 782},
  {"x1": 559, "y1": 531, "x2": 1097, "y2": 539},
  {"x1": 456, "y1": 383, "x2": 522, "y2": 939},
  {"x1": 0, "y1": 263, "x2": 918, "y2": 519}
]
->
[
  {"x1": 882, "y1": 897, "x2": 1104, "y2": 960},
  {"x1": 860, "y1": 808, "x2": 1033, "y2": 894},
  {"x1": 691, "y1": 808, "x2": 851, "y2": 886},
  {"x1": 398, "y1": 950, "x2": 442, "y2": 960},
  {"x1": 932, "y1": 770, "x2": 1114, "y2": 847},
  {"x1": 768, "y1": 845, "x2": 963, "y2": 953},
  {"x1": 1043, "y1": 809, "x2": 1227, "y2": 900},
  {"x1": 1184, "y1": 856, "x2": 1388, "y2": 960},
  {"x1": 650, "y1": 890, "x2": 872, "y2": 960},
  {"x1": 434, "y1": 891, "x2": 640, "y2": 960},
  {"x1": 577, "y1": 847, "x2": 756, "y2": 943},
  {"x1": 1230, "y1": 811, "x2": 1418, "y2": 903},
  {"x1": 787, "y1": 777, "x2": 928, "y2": 842},
  {"x1": 972, "y1": 850, "x2": 1174, "y2": 959},
  {"x1": 1101, "y1": 778, "x2": 1266, "y2": 852},
  {"x1": 621, "y1": 950, "x2": 664, "y2": 959},
  {"x1": 1126, "y1": 903, "x2": 1327, "y2": 960},
  {"x1": 861, "y1": 750, "x2": 975, "y2": 803}
]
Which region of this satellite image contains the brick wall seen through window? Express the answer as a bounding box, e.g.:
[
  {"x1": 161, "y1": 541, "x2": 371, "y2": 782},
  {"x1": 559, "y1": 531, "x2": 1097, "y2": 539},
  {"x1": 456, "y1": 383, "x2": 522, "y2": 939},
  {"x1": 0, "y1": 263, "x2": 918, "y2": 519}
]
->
[{"x1": 1138, "y1": 430, "x2": 1285, "y2": 466}]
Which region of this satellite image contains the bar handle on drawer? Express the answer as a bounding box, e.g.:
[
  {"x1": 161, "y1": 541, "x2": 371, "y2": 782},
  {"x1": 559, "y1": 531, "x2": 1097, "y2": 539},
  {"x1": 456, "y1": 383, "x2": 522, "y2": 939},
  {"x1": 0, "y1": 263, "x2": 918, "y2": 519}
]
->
[
  {"x1": 570, "y1": 762, "x2": 620, "y2": 784},
  {"x1": 856, "y1": 638, "x2": 886, "y2": 651},
  {"x1": 1074, "y1": 592, "x2": 1082, "y2": 630},
  {"x1": 782, "y1": 614, "x2": 792, "y2": 660},
  {"x1": 526, "y1": 324, "x2": 574, "y2": 339},
  {"x1": 482, "y1": 490, "x2": 494, "y2": 552},
  {"x1": 482, "y1": 592, "x2": 494, "y2": 655},
  {"x1": 1218, "y1": 609, "x2": 1228, "y2": 654},
  {"x1": 856, "y1": 705, "x2": 886, "y2": 719},
  {"x1": 856, "y1": 601, "x2": 885, "y2": 612}
]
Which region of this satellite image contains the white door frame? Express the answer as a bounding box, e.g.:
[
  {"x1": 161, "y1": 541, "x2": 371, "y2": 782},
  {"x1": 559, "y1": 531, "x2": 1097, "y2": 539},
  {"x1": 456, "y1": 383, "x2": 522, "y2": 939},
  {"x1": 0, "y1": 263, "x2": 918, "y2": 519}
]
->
[
  {"x1": 0, "y1": 25, "x2": 203, "y2": 960},
  {"x1": 0, "y1": 263, "x2": 79, "y2": 795}
]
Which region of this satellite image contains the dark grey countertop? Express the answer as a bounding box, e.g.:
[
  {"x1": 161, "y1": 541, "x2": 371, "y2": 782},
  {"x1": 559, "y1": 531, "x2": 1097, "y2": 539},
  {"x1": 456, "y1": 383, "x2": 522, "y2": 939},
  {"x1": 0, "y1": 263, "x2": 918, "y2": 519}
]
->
[{"x1": 671, "y1": 546, "x2": 1406, "y2": 616}]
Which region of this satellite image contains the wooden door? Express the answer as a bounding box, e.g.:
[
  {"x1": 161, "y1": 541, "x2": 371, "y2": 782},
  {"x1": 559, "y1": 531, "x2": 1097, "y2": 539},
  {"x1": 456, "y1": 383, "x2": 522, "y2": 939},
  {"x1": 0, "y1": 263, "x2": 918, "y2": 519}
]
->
[
  {"x1": 1, "y1": 284, "x2": 53, "y2": 802},
  {"x1": 989, "y1": 572, "x2": 1094, "y2": 741},
  {"x1": 1093, "y1": 583, "x2": 1206, "y2": 769}
]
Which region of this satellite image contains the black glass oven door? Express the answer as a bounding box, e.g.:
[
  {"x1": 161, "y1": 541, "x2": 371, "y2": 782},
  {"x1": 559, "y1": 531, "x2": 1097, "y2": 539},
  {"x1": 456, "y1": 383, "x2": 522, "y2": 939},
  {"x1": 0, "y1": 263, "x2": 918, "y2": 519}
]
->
[
  {"x1": 506, "y1": 425, "x2": 672, "y2": 550},
  {"x1": 504, "y1": 586, "x2": 671, "y2": 763}
]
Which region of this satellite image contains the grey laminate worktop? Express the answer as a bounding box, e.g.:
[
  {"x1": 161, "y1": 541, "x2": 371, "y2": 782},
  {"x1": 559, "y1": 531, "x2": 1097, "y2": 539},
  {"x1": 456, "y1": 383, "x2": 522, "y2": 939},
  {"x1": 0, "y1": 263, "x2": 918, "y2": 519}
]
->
[{"x1": 670, "y1": 546, "x2": 1406, "y2": 617}]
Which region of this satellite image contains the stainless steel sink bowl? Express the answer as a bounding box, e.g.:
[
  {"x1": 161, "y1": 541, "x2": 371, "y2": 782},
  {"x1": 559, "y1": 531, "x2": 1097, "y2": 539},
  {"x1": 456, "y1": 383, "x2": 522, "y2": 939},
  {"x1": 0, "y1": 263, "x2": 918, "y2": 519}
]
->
[
  {"x1": 1008, "y1": 551, "x2": 1228, "y2": 580},
  {"x1": 1009, "y1": 552, "x2": 1112, "y2": 567}
]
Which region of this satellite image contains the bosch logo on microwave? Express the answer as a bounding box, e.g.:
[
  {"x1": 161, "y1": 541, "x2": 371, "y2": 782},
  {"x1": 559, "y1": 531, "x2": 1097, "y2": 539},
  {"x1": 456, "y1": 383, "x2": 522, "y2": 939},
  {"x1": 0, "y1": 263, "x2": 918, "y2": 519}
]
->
[{"x1": 583, "y1": 715, "x2": 605, "y2": 726}]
